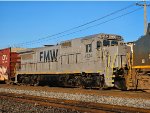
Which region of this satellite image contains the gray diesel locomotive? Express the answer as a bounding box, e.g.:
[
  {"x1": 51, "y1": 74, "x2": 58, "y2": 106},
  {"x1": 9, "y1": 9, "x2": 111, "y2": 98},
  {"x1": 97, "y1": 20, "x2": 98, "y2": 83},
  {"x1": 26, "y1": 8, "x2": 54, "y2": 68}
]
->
[{"x1": 15, "y1": 33, "x2": 130, "y2": 90}]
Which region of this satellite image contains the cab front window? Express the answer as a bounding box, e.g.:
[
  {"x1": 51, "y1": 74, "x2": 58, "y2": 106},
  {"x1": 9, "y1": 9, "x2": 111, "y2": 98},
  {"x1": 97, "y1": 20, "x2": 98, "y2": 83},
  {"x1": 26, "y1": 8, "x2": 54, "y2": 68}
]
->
[
  {"x1": 103, "y1": 40, "x2": 110, "y2": 46},
  {"x1": 111, "y1": 40, "x2": 118, "y2": 46}
]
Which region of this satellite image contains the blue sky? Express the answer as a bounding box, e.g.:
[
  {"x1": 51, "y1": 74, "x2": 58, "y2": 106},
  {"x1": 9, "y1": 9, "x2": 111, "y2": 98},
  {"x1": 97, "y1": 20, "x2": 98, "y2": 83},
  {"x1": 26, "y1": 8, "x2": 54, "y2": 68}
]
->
[{"x1": 0, "y1": 1, "x2": 150, "y2": 48}]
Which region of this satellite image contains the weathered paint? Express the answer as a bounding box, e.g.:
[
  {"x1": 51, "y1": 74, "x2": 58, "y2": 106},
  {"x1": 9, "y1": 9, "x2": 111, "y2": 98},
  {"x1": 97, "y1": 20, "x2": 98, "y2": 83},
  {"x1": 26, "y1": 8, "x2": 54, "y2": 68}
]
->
[
  {"x1": 0, "y1": 48, "x2": 20, "y2": 81},
  {"x1": 0, "y1": 48, "x2": 10, "y2": 81},
  {"x1": 133, "y1": 23, "x2": 150, "y2": 67},
  {"x1": 17, "y1": 33, "x2": 129, "y2": 87},
  {"x1": 39, "y1": 49, "x2": 58, "y2": 62}
]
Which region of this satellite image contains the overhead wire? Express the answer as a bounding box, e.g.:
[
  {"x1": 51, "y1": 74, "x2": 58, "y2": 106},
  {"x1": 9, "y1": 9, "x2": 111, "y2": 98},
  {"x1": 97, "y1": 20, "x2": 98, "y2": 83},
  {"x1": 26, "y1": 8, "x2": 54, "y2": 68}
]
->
[
  {"x1": 13, "y1": 1, "x2": 143, "y2": 47},
  {"x1": 22, "y1": 7, "x2": 142, "y2": 47}
]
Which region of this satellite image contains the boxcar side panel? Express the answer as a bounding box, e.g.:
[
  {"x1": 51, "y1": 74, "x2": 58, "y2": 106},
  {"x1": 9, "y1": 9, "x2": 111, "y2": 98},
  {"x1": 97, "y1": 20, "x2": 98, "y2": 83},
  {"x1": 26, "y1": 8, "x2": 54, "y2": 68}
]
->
[
  {"x1": 10, "y1": 52, "x2": 21, "y2": 78},
  {"x1": 0, "y1": 48, "x2": 11, "y2": 81}
]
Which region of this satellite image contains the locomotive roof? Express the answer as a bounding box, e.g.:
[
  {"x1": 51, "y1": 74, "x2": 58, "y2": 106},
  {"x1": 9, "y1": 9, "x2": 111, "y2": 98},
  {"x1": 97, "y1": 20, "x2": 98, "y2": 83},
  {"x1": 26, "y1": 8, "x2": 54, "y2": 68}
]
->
[
  {"x1": 146, "y1": 23, "x2": 150, "y2": 36},
  {"x1": 135, "y1": 23, "x2": 150, "y2": 42},
  {"x1": 17, "y1": 33, "x2": 123, "y2": 54},
  {"x1": 60, "y1": 33, "x2": 123, "y2": 44}
]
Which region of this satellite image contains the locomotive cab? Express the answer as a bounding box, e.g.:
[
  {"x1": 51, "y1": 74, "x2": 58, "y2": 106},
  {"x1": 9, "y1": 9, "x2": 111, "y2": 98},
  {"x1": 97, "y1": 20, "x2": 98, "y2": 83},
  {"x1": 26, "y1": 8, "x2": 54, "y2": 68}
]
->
[
  {"x1": 82, "y1": 34, "x2": 130, "y2": 90},
  {"x1": 97, "y1": 35, "x2": 130, "y2": 90}
]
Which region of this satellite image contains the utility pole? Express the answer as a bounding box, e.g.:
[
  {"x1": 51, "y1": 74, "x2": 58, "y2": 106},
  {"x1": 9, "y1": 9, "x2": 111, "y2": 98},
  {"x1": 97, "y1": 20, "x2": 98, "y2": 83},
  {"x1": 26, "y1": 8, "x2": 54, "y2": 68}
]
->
[{"x1": 136, "y1": 0, "x2": 150, "y2": 35}]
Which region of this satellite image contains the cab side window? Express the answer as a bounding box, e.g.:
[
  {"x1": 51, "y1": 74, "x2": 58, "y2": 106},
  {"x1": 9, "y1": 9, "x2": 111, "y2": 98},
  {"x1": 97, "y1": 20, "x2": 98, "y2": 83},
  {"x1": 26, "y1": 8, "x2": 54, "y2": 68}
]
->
[
  {"x1": 111, "y1": 40, "x2": 118, "y2": 46},
  {"x1": 103, "y1": 40, "x2": 110, "y2": 46},
  {"x1": 86, "y1": 44, "x2": 92, "y2": 53},
  {"x1": 97, "y1": 41, "x2": 102, "y2": 48}
]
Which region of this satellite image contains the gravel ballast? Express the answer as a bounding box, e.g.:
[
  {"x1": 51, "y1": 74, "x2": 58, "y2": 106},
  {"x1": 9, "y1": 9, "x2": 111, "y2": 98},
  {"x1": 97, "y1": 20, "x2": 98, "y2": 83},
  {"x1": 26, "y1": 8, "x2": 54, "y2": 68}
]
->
[
  {"x1": 0, "y1": 88, "x2": 150, "y2": 109},
  {"x1": 0, "y1": 97, "x2": 80, "y2": 113}
]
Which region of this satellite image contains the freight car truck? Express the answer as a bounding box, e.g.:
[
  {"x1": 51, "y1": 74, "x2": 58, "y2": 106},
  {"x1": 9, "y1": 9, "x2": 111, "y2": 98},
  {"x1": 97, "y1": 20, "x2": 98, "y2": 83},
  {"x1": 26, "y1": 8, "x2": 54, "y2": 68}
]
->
[{"x1": 0, "y1": 48, "x2": 22, "y2": 83}]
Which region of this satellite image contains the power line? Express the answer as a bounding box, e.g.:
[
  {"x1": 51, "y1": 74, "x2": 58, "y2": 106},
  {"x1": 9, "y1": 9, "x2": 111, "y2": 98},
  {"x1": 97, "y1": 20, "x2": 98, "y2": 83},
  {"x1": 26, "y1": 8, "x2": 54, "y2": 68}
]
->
[
  {"x1": 13, "y1": 1, "x2": 143, "y2": 47},
  {"x1": 20, "y1": 7, "x2": 142, "y2": 47},
  {"x1": 136, "y1": 0, "x2": 150, "y2": 35}
]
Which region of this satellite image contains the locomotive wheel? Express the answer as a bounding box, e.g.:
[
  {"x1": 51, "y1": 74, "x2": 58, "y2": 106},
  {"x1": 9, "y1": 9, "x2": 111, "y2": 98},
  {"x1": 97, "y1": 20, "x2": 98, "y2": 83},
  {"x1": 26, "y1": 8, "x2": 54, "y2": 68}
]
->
[
  {"x1": 22, "y1": 77, "x2": 29, "y2": 85},
  {"x1": 114, "y1": 78, "x2": 127, "y2": 90},
  {"x1": 99, "y1": 75, "x2": 105, "y2": 89},
  {"x1": 75, "y1": 76, "x2": 82, "y2": 86},
  {"x1": 33, "y1": 80, "x2": 40, "y2": 86},
  {"x1": 80, "y1": 85, "x2": 86, "y2": 89}
]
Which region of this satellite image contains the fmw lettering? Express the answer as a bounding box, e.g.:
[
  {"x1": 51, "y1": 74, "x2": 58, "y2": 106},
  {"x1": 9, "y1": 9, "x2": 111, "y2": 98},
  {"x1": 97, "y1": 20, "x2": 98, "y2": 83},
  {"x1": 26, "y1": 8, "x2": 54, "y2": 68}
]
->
[{"x1": 40, "y1": 49, "x2": 58, "y2": 62}]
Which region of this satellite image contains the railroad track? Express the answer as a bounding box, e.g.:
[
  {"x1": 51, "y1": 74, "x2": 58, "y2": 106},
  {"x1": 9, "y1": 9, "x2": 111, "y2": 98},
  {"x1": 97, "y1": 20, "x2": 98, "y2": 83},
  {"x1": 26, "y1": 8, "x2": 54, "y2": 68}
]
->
[{"x1": 1, "y1": 92, "x2": 149, "y2": 113}]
